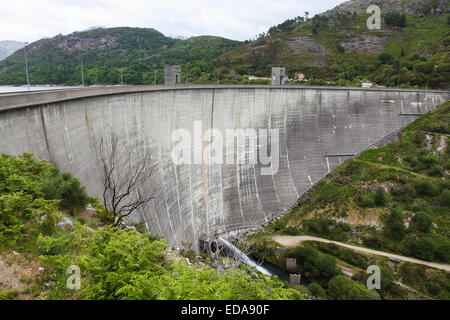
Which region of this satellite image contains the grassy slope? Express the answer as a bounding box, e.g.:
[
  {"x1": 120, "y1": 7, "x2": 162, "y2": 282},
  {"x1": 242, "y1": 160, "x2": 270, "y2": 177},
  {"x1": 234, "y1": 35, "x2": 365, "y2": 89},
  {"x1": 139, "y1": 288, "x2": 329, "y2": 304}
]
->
[
  {"x1": 219, "y1": 13, "x2": 450, "y2": 88},
  {"x1": 0, "y1": 29, "x2": 240, "y2": 86},
  {"x1": 257, "y1": 101, "x2": 449, "y2": 262},
  {"x1": 0, "y1": 153, "x2": 302, "y2": 300},
  {"x1": 246, "y1": 102, "x2": 450, "y2": 299}
]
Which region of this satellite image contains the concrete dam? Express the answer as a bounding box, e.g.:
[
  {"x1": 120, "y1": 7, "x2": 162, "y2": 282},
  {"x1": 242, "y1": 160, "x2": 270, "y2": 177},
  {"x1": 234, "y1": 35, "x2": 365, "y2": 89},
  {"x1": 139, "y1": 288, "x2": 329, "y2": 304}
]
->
[{"x1": 0, "y1": 85, "x2": 448, "y2": 249}]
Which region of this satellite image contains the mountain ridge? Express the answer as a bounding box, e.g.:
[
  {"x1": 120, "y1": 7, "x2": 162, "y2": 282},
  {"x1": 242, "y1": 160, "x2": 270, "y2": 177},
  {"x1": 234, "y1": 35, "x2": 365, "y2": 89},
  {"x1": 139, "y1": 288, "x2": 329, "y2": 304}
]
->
[
  {"x1": 0, "y1": 0, "x2": 448, "y2": 88},
  {"x1": 0, "y1": 41, "x2": 24, "y2": 62}
]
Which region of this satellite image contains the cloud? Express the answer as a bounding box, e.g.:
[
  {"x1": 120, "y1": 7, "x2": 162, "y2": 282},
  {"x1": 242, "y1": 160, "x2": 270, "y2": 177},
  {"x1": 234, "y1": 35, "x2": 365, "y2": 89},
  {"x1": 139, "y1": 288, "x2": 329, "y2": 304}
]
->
[{"x1": 0, "y1": 0, "x2": 347, "y2": 42}]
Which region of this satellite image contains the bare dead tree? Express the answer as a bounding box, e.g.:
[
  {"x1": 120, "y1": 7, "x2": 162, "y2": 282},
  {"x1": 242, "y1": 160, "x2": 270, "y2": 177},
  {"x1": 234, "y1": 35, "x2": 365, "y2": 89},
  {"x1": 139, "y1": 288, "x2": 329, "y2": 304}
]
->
[{"x1": 95, "y1": 133, "x2": 158, "y2": 227}]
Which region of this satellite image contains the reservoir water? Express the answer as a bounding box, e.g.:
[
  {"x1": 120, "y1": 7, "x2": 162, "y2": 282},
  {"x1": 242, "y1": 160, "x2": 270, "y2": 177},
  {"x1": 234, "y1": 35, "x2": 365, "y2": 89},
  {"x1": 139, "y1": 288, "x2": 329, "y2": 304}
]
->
[{"x1": 0, "y1": 86, "x2": 78, "y2": 93}]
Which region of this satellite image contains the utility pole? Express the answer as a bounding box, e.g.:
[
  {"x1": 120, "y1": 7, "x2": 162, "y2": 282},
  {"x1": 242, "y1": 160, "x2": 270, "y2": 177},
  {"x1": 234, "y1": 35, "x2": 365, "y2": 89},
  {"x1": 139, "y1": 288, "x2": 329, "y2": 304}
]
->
[
  {"x1": 153, "y1": 68, "x2": 157, "y2": 85},
  {"x1": 24, "y1": 42, "x2": 30, "y2": 91},
  {"x1": 217, "y1": 69, "x2": 220, "y2": 85},
  {"x1": 80, "y1": 54, "x2": 85, "y2": 87},
  {"x1": 120, "y1": 63, "x2": 124, "y2": 85},
  {"x1": 186, "y1": 65, "x2": 188, "y2": 84}
]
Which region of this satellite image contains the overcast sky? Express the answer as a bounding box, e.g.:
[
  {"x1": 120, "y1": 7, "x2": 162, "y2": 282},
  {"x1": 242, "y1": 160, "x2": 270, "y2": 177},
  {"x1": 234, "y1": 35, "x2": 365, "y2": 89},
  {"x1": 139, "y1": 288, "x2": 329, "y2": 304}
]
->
[{"x1": 0, "y1": 0, "x2": 348, "y2": 43}]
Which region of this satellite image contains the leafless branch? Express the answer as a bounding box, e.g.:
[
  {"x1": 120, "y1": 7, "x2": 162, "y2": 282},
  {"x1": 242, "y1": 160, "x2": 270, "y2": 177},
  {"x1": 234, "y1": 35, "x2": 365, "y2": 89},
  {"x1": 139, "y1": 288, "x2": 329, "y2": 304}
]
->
[{"x1": 95, "y1": 133, "x2": 158, "y2": 227}]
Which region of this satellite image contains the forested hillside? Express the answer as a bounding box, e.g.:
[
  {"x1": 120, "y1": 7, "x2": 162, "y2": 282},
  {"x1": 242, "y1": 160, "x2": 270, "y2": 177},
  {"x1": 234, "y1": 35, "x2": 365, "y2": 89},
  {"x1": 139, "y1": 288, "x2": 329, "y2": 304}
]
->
[
  {"x1": 247, "y1": 101, "x2": 450, "y2": 300},
  {"x1": 0, "y1": 28, "x2": 239, "y2": 86},
  {"x1": 219, "y1": 1, "x2": 450, "y2": 88},
  {"x1": 0, "y1": 153, "x2": 303, "y2": 300},
  {"x1": 0, "y1": 0, "x2": 448, "y2": 88}
]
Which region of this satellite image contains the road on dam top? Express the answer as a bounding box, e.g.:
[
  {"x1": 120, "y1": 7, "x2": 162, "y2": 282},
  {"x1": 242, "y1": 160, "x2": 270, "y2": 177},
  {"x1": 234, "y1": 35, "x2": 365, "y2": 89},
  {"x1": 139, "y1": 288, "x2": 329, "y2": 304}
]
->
[
  {"x1": 0, "y1": 85, "x2": 448, "y2": 250},
  {"x1": 273, "y1": 235, "x2": 450, "y2": 272}
]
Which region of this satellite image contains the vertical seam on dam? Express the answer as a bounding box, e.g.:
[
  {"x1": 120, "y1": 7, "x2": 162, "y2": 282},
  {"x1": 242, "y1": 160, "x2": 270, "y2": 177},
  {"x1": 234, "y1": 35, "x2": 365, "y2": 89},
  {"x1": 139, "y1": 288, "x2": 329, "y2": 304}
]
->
[{"x1": 39, "y1": 105, "x2": 53, "y2": 163}]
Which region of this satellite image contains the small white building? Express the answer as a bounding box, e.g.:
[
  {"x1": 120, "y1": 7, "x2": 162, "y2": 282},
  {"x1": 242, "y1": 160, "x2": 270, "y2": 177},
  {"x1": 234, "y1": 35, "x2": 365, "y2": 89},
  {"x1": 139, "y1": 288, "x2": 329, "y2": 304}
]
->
[
  {"x1": 164, "y1": 65, "x2": 181, "y2": 85},
  {"x1": 271, "y1": 67, "x2": 286, "y2": 86}
]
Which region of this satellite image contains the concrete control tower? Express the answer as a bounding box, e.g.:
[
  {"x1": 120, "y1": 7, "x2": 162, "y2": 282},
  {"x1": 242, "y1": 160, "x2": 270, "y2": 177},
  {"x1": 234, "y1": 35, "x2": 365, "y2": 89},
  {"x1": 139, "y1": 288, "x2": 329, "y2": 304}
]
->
[
  {"x1": 164, "y1": 65, "x2": 181, "y2": 85},
  {"x1": 272, "y1": 67, "x2": 286, "y2": 86}
]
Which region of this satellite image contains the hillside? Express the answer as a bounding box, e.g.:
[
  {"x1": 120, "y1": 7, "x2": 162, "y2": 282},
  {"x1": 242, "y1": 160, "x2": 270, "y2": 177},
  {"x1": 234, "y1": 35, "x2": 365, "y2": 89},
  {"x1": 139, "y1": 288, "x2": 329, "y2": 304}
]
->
[
  {"x1": 0, "y1": 41, "x2": 24, "y2": 61},
  {"x1": 0, "y1": 153, "x2": 303, "y2": 300},
  {"x1": 0, "y1": 28, "x2": 240, "y2": 86},
  {"x1": 263, "y1": 101, "x2": 450, "y2": 262},
  {"x1": 218, "y1": 0, "x2": 450, "y2": 88},
  {"x1": 0, "y1": 0, "x2": 448, "y2": 88}
]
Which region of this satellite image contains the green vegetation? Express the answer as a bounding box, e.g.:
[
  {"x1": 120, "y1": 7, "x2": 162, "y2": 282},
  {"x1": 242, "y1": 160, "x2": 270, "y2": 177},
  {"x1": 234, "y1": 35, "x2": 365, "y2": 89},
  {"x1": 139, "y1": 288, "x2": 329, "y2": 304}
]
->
[
  {"x1": 287, "y1": 244, "x2": 341, "y2": 286},
  {"x1": 384, "y1": 12, "x2": 407, "y2": 28},
  {"x1": 221, "y1": 11, "x2": 449, "y2": 89},
  {"x1": 0, "y1": 153, "x2": 302, "y2": 300},
  {"x1": 264, "y1": 102, "x2": 450, "y2": 265},
  {"x1": 327, "y1": 275, "x2": 378, "y2": 300},
  {"x1": 1, "y1": 8, "x2": 448, "y2": 88},
  {"x1": 0, "y1": 28, "x2": 240, "y2": 86}
]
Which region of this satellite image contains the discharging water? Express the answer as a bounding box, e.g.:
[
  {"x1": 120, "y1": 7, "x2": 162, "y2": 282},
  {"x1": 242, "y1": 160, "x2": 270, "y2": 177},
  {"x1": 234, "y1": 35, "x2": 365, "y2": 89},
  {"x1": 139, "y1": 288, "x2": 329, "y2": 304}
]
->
[{"x1": 218, "y1": 237, "x2": 272, "y2": 277}]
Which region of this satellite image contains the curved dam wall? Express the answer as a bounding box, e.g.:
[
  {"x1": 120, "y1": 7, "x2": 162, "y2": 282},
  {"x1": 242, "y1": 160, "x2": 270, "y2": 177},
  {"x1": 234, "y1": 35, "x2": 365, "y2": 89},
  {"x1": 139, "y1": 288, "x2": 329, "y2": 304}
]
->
[{"x1": 0, "y1": 85, "x2": 448, "y2": 249}]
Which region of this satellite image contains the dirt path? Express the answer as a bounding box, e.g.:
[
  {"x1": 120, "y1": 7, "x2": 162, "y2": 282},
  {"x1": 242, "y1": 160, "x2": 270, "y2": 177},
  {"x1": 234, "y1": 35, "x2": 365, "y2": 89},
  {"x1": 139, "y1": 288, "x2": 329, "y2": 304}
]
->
[
  {"x1": 354, "y1": 159, "x2": 442, "y2": 182},
  {"x1": 0, "y1": 253, "x2": 40, "y2": 299},
  {"x1": 0, "y1": 255, "x2": 27, "y2": 292},
  {"x1": 273, "y1": 235, "x2": 450, "y2": 272}
]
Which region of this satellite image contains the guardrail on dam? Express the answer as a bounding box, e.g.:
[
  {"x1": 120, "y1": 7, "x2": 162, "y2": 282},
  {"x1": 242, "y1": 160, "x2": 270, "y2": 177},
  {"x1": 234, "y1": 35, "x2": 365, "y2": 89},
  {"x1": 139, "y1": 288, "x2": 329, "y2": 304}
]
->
[{"x1": 0, "y1": 85, "x2": 448, "y2": 249}]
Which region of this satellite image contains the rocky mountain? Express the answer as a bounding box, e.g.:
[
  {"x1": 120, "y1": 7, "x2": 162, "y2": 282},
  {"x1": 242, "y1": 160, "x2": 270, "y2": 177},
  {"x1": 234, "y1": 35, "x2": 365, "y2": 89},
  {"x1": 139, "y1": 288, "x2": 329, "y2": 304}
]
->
[
  {"x1": 0, "y1": 41, "x2": 24, "y2": 61},
  {"x1": 218, "y1": 0, "x2": 450, "y2": 88},
  {"x1": 0, "y1": 27, "x2": 239, "y2": 85},
  {"x1": 322, "y1": 0, "x2": 450, "y2": 18},
  {"x1": 0, "y1": 0, "x2": 448, "y2": 88}
]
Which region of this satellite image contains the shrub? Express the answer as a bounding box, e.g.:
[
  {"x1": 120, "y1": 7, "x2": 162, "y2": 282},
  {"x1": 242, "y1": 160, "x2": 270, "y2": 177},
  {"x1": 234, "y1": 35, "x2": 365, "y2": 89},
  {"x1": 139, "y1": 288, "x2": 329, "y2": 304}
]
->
[
  {"x1": 360, "y1": 196, "x2": 375, "y2": 208},
  {"x1": 379, "y1": 53, "x2": 395, "y2": 65},
  {"x1": 284, "y1": 227, "x2": 300, "y2": 235},
  {"x1": 82, "y1": 227, "x2": 302, "y2": 300},
  {"x1": 327, "y1": 276, "x2": 379, "y2": 300},
  {"x1": 428, "y1": 165, "x2": 444, "y2": 177},
  {"x1": 289, "y1": 244, "x2": 341, "y2": 282},
  {"x1": 0, "y1": 290, "x2": 19, "y2": 300},
  {"x1": 385, "y1": 207, "x2": 406, "y2": 241},
  {"x1": 391, "y1": 184, "x2": 415, "y2": 203},
  {"x1": 413, "y1": 212, "x2": 433, "y2": 233},
  {"x1": 384, "y1": 12, "x2": 406, "y2": 27},
  {"x1": 439, "y1": 189, "x2": 450, "y2": 206},
  {"x1": 406, "y1": 237, "x2": 437, "y2": 261},
  {"x1": 374, "y1": 188, "x2": 387, "y2": 207},
  {"x1": 36, "y1": 233, "x2": 74, "y2": 255},
  {"x1": 414, "y1": 180, "x2": 440, "y2": 197},
  {"x1": 40, "y1": 168, "x2": 88, "y2": 214}
]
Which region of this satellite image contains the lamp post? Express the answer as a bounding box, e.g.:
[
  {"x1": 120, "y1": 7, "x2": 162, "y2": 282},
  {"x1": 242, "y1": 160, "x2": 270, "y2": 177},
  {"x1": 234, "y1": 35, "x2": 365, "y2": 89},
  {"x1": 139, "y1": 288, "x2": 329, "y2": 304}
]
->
[
  {"x1": 24, "y1": 42, "x2": 30, "y2": 91},
  {"x1": 120, "y1": 63, "x2": 124, "y2": 85}
]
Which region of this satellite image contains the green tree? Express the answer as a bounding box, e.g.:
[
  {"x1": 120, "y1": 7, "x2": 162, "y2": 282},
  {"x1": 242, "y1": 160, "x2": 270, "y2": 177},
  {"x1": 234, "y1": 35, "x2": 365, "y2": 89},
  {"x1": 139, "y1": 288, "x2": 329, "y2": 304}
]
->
[
  {"x1": 385, "y1": 207, "x2": 406, "y2": 241},
  {"x1": 413, "y1": 212, "x2": 433, "y2": 233},
  {"x1": 379, "y1": 53, "x2": 395, "y2": 65},
  {"x1": 374, "y1": 188, "x2": 387, "y2": 207},
  {"x1": 308, "y1": 282, "x2": 326, "y2": 298},
  {"x1": 327, "y1": 276, "x2": 378, "y2": 300}
]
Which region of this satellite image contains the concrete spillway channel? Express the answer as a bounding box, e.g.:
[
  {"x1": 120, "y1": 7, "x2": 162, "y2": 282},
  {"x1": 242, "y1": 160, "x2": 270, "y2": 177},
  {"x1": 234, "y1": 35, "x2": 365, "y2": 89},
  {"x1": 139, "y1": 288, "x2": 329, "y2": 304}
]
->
[{"x1": 0, "y1": 85, "x2": 448, "y2": 251}]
